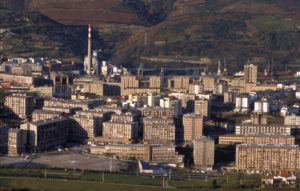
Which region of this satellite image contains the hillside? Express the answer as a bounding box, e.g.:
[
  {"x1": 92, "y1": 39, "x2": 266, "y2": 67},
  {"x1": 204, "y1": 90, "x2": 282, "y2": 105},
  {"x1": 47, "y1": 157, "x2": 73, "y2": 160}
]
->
[{"x1": 1, "y1": 0, "x2": 300, "y2": 72}]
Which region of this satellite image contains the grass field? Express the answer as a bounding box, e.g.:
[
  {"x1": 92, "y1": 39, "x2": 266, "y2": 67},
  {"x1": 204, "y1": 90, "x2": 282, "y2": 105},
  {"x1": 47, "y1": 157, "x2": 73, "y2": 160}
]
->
[
  {"x1": 251, "y1": 15, "x2": 296, "y2": 32},
  {"x1": 0, "y1": 167, "x2": 269, "y2": 191}
]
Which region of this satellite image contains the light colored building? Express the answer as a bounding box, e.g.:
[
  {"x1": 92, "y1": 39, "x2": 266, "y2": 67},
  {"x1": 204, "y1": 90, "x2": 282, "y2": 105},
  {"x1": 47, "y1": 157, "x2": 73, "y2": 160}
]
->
[
  {"x1": 159, "y1": 98, "x2": 182, "y2": 117},
  {"x1": 254, "y1": 100, "x2": 269, "y2": 114},
  {"x1": 244, "y1": 64, "x2": 257, "y2": 84},
  {"x1": 244, "y1": 135, "x2": 295, "y2": 145},
  {"x1": 194, "y1": 99, "x2": 211, "y2": 118},
  {"x1": 189, "y1": 83, "x2": 203, "y2": 94},
  {"x1": 32, "y1": 110, "x2": 63, "y2": 122},
  {"x1": 218, "y1": 134, "x2": 245, "y2": 145},
  {"x1": 251, "y1": 113, "x2": 269, "y2": 125},
  {"x1": 76, "y1": 110, "x2": 112, "y2": 121},
  {"x1": 0, "y1": 74, "x2": 34, "y2": 85},
  {"x1": 183, "y1": 114, "x2": 203, "y2": 143},
  {"x1": 89, "y1": 144, "x2": 184, "y2": 164},
  {"x1": 284, "y1": 115, "x2": 300, "y2": 126},
  {"x1": 167, "y1": 76, "x2": 191, "y2": 93},
  {"x1": 74, "y1": 77, "x2": 105, "y2": 96},
  {"x1": 29, "y1": 86, "x2": 53, "y2": 97},
  {"x1": 111, "y1": 112, "x2": 138, "y2": 123},
  {"x1": 202, "y1": 76, "x2": 216, "y2": 92},
  {"x1": 224, "y1": 91, "x2": 238, "y2": 103},
  {"x1": 194, "y1": 137, "x2": 215, "y2": 170},
  {"x1": 138, "y1": 107, "x2": 175, "y2": 118},
  {"x1": 5, "y1": 94, "x2": 35, "y2": 119},
  {"x1": 236, "y1": 144, "x2": 300, "y2": 173},
  {"x1": 7, "y1": 128, "x2": 26, "y2": 156},
  {"x1": 235, "y1": 124, "x2": 291, "y2": 135},
  {"x1": 234, "y1": 95, "x2": 250, "y2": 113},
  {"x1": 70, "y1": 115, "x2": 102, "y2": 142},
  {"x1": 20, "y1": 117, "x2": 70, "y2": 152},
  {"x1": 143, "y1": 118, "x2": 175, "y2": 144},
  {"x1": 102, "y1": 121, "x2": 139, "y2": 144},
  {"x1": 43, "y1": 98, "x2": 103, "y2": 110},
  {"x1": 121, "y1": 75, "x2": 161, "y2": 96}
]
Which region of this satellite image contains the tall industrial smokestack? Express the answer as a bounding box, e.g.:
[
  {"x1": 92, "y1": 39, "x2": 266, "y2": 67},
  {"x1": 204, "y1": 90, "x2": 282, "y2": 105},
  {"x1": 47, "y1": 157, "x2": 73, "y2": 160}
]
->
[{"x1": 87, "y1": 24, "x2": 92, "y2": 74}]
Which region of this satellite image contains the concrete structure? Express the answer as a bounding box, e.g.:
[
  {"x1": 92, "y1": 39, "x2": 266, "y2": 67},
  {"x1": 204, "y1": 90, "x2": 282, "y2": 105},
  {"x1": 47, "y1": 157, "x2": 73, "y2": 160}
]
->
[
  {"x1": 193, "y1": 137, "x2": 215, "y2": 170},
  {"x1": 20, "y1": 117, "x2": 71, "y2": 152},
  {"x1": 251, "y1": 113, "x2": 269, "y2": 125},
  {"x1": 89, "y1": 144, "x2": 184, "y2": 164},
  {"x1": 235, "y1": 124, "x2": 291, "y2": 135},
  {"x1": 32, "y1": 110, "x2": 63, "y2": 122},
  {"x1": 50, "y1": 72, "x2": 71, "y2": 98},
  {"x1": 202, "y1": 76, "x2": 216, "y2": 92},
  {"x1": 254, "y1": 100, "x2": 269, "y2": 114},
  {"x1": 7, "y1": 128, "x2": 26, "y2": 156},
  {"x1": 0, "y1": 74, "x2": 34, "y2": 85},
  {"x1": 44, "y1": 98, "x2": 103, "y2": 110},
  {"x1": 102, "y1": 121, "x2": 139, "y2": 144},
  {"x1": 159, "y1": 98, "x2": 182, "y2": 117},
  {"x1": 244, "y1": 135, "x2": 295, "y2": 145},
  {"x1": 5, "y1": 94, "x2": 35, "y2": 119},
  {"x1": 70, "y1": 115, "x2": 102, "y2": 142},
  {"x1": 244, "y1": 64, "x2": 257, "y2": 84},
  {"x1": 194, "y1": 99, "x2": 211, "y2": 118},
  {"x1": 218, "y1": 134, "x2": 245, "y2": 145},
  {"x1": 138, "y1": 107, "x2": 175, "y2": 118},
  {"x1": 284, "y1": 115, "x2": 300, "y2": 126},
  {"x1": 235, "y1": 95, "x2": 250, "y2": 113},
  {"x1": 183, "y1": 114, "x2": 203, "y2": 143},
  {"x1": 236, "y1": 144, "x2": 300, "y2": 173},
  {"x1": 121, "y1": 75, "x2": 161, "y2": 96},
  {"x1": 167, "y1": 76, "x2": 191, "y2": 93},
  {"x1": 143, "y1": 118, "x2": 175, "y2": 144}
]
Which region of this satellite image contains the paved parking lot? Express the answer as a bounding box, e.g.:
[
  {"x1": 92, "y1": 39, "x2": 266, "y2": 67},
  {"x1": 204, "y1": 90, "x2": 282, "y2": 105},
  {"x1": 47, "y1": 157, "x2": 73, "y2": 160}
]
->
[{"x1": 0, "y1": 149, "x2": 123, "y2": 172}]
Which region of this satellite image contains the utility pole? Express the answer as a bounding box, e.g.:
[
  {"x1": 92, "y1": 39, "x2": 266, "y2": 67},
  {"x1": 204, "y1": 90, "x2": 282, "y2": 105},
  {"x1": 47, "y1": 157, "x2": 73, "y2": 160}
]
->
[
  {"x1": 102, "y1": 172, "x2": 105, "y2": 183},
  {"x1": 110, "y1": 158, "x2": 113, "y2": 172}
]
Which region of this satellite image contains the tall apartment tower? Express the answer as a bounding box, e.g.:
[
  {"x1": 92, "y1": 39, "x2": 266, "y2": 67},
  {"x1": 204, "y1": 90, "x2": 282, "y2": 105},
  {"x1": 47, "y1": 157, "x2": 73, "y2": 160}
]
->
[
  {"x1": 5, "y1": 94, "x2": 35, "y2": 119},
  {"x1": 183, "y1": 114, "x2": 203, "y2": 143},
  {"x1": 244, "y1": 64, "x2": 257, "y2": 84},
  {"x1": 193, "y1": 137, "x2": 215, "y2": 170},
  {"x1": 194, "y1": 99, "x2": 211, "y2": 118}
]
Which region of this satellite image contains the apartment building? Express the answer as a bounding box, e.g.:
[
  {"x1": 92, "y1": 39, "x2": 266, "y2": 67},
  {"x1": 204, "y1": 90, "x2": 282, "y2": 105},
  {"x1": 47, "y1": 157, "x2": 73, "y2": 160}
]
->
[
  {"x1": 194, "y1": 137, "x2": 215, "y2": 170},
  {"x1": 20, "y1": 117, "x2": 71, "y2": 152},
  {"x1": 194, "y1": 99, "x2": 211, "y2": 118},
  {"x1": 138, "y1": 107, "x2": 175, "y2": 118},
  {"x1": 143, "y1": 119, "x2": 175, "y2": 144},
  {"x1": 32, "y1": 110, "x2": 63, "y2": 122},
  {"x1": 235, "y1": 124, "x2": 291, "y2": 135},
  {"x1": 244, "y1": 135, "x2": 295, "y2": 145},
  {"x1": 89, "y1": 144, "x2": 184, "y2": 164},
  {"x1": 236, "y1": 144, "x2": 300, "y2": 173},
  {"x1": 5, "y1": 94, "x2": 35, "y2": 119},
  {"x1": 183, "y1": 114, "x2": 203, "y2": 143},
  {"x1": 43, "y1": 98, "x2": 103, "y2": 110},
  {"x1": 7, "y1": 128, "x2": 26, "y2": 156},
  {"x1": 70, "y1": 115, "x2": 102, "y2": 142},
  {"x1": 102, "y1": 121, "x2": 139, "y2": 144}
]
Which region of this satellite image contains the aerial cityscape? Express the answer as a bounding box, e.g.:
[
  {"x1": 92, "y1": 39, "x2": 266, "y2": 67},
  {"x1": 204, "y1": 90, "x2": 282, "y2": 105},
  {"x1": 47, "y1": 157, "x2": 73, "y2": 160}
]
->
[{"x1": 2, "y1": 0, "x2": 300, "y2": 190}]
